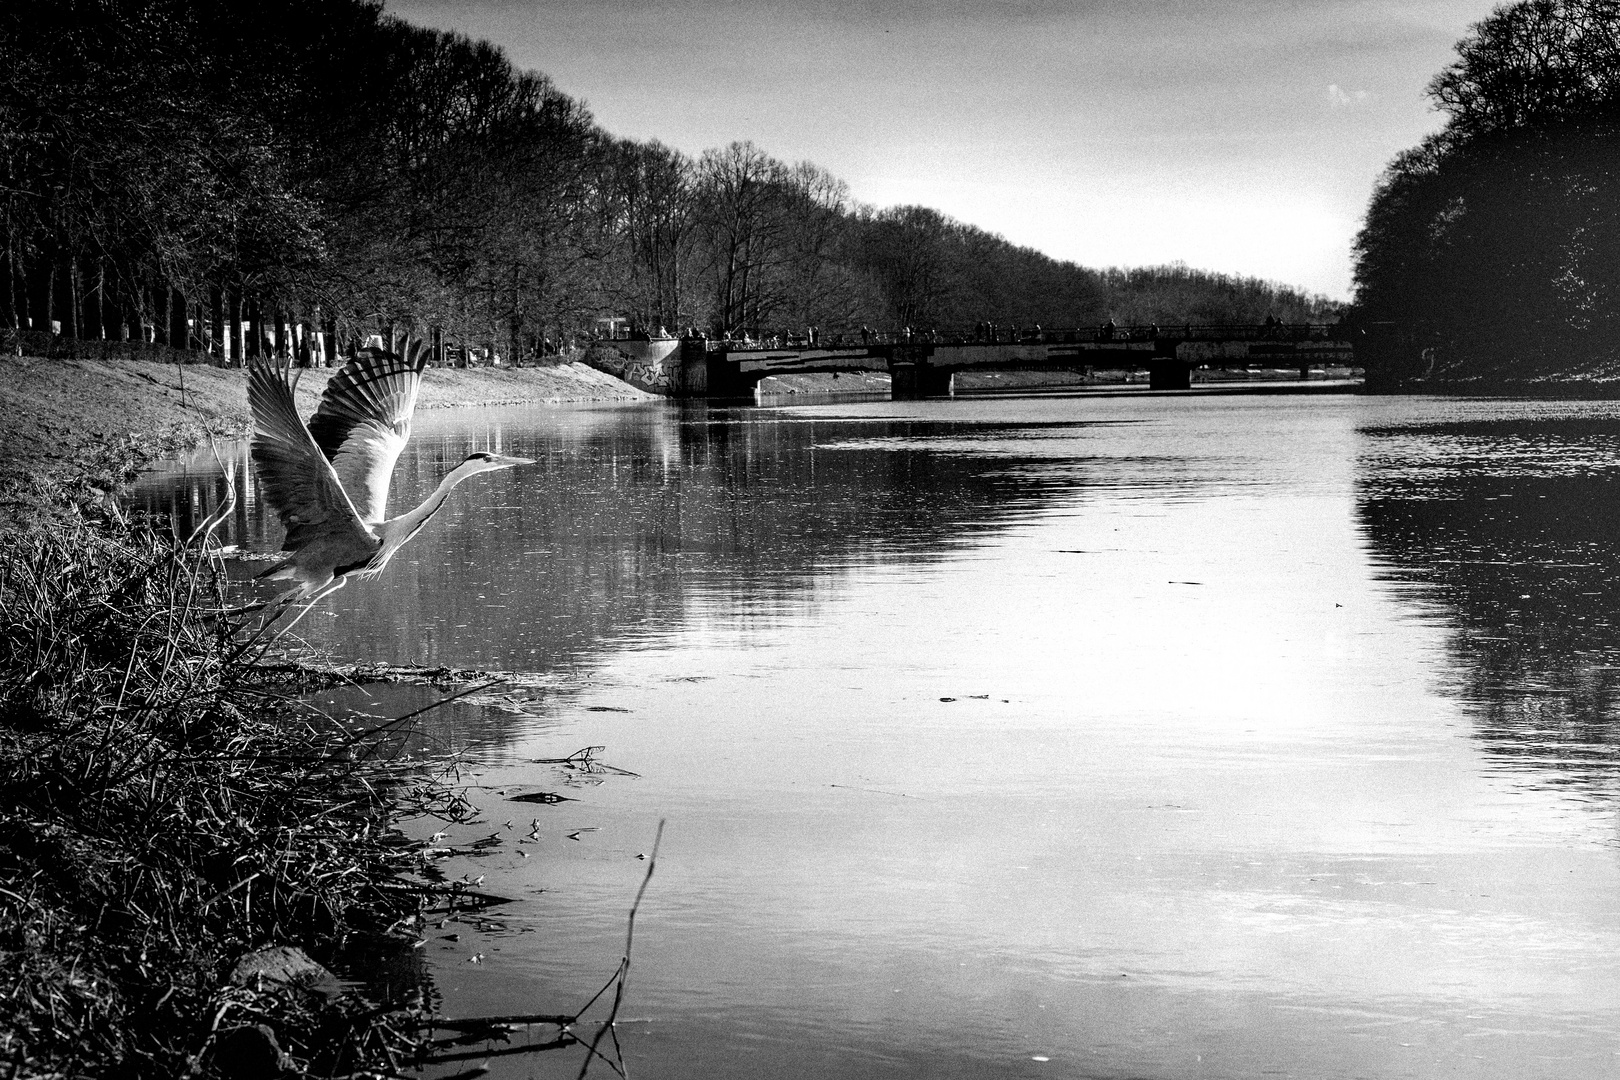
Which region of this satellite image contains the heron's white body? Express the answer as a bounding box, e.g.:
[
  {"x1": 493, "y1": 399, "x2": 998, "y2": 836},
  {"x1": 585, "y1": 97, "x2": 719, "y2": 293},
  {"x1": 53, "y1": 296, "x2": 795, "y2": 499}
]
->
[{"x1": 247, "y1": 341, "x2": 531, "y2": 609}]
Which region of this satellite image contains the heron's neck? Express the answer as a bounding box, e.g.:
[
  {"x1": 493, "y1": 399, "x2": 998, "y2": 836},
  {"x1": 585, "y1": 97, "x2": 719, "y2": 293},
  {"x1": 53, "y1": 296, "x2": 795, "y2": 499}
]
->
[{"x1": 380, "y1": 462, "x2": 479, "y2": 550}]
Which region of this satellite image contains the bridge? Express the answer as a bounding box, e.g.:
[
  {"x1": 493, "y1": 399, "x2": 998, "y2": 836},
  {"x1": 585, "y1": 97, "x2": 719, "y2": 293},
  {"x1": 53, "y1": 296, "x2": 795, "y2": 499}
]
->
[{"x1": 583, "y1": 324, "x2": 1355, "y2": 400}]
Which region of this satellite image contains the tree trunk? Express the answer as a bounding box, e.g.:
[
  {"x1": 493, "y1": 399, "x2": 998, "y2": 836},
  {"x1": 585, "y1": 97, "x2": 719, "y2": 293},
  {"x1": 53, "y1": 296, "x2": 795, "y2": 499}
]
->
[
  {"x1": 230, "y1": 288, "x2": 245, "y2": 365},
  {"x1": 209, "y1": 285, "x2": 224, "y2": 362},
  {"x1": 2, "y1": 249, "x2": 14, "y2": 334},
  {"x1": 246, "y1": 297, "x2": 261, "y2": 359},
  {"x1": 118, "y1": 283, "x2": 134, "y2": 342},
  {"x1": 64, "y1": 256, "x2": 80, "y2": 340},
  {"x1": 0, "y1": 249, "x2": 13, "y2": 336},
  {"x1": 170, "y1": 288, "x2": 188, "y2": 352},
  {"x1": 93, "y1": 263, "x2": 109, "y2": 340},
  {"x1": 41, "y1": 257, "x2": 56, "y2": 335},
  {"x1": 153, "y1": 285, "x2": 168, "y2": 346},
  {"x1": 15, "y1": 254, "x2": 29, "y2": 335}
]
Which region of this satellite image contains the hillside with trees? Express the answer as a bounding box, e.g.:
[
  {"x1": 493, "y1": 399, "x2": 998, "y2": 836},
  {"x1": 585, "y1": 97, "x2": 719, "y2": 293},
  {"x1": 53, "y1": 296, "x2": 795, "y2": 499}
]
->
[
  {"x1": 1354, "y1": 0, "x2": 1620, "y2": 383},
  {"x1": 1, "y1": 0, "x2": 1336, "y2": 367}
]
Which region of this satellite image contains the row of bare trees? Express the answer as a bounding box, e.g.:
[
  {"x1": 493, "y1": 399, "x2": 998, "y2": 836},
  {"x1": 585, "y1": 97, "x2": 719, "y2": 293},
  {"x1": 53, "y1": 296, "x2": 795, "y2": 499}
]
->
[{"x1": 1, "y1": 0, "x2": 1334, "y2": 368}]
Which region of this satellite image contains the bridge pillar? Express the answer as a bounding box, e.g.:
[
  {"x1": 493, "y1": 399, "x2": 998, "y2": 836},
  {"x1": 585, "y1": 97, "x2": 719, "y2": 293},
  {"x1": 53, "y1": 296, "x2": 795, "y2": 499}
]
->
[
  {"x1": 1148, "y1": 340, "x2": 1190, "y2": 390},
  {"x1": 891, "y1": 355, "x2": 953, "y2": 400},
  {"x1": 703, "y1": 350, "x2": 767, "y2": 400},
  {"x1": 674, "y1": 335, "x2": 709, "y2": 396}
]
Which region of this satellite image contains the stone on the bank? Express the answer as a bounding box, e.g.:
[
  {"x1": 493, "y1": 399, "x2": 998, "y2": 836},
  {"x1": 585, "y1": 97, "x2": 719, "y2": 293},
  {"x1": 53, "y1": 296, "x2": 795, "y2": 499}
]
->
[{"x1": 227, "y1": 945, "x2": 334, "y2": 990}]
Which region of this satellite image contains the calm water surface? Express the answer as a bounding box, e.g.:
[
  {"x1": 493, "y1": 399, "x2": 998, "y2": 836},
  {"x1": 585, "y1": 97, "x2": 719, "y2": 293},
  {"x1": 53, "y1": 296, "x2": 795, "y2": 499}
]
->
[{"x1": 138, "y1": 393, "x2": 1620, "y2": 1079}]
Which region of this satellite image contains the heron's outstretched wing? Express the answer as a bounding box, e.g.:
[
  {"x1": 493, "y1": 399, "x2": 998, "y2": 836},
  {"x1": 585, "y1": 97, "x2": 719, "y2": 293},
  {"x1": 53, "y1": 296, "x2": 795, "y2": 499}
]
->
[
  {"x1": 305, "y1": 338, "x2": 429, "y2": 524},
  {"x1": 248, "y1": 361, "x2": 374, "y2": 556}
]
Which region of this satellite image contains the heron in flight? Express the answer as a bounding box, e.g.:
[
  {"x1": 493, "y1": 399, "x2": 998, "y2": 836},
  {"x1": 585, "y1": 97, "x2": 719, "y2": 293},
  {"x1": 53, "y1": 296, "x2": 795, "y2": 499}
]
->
[{"x1": 247, "y1": 337, "x2": 532, "y2": 631}]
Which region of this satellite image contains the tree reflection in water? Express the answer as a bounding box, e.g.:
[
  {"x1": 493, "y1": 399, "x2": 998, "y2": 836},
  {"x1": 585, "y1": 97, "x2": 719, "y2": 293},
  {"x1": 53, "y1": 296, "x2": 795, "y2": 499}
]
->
[
  {"x1": 131, "y1": 402, "x2": 1105, "y2": 677},
  {"x1": 1359, "y1": 413, "x2": 1620, "y2": 802}
]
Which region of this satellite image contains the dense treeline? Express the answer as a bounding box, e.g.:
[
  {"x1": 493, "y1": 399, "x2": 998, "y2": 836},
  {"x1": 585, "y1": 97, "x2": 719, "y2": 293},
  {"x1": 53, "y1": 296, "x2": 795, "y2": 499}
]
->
[
  {"x1": 2, "y1": 0, "x2": 1335, "y2": 367},
  {"x1": 1354, "y1": 0, "x2": 1620, "y2": 377}
]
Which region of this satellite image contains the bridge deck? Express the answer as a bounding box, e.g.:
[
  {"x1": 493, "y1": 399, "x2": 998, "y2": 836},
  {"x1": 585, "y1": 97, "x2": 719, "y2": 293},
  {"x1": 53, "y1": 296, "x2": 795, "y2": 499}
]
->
[
  {"x1": 723, "y1": 324, "x2": 1353, "y2": 377},
  {"x1": 582, "y1": 324, "x2": 1357, "y2": 399}
]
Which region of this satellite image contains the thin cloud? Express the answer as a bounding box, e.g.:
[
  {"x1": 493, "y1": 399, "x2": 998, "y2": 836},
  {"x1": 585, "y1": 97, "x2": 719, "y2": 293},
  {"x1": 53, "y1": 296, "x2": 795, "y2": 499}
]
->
[{"x1": 1327, "y1": 84, "x2": 1373, "y2": 107}]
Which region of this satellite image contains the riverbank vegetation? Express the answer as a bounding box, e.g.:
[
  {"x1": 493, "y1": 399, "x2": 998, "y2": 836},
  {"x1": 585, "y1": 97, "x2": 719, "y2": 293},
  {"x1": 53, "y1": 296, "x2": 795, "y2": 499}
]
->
[
  {"x1": 1354, "y1": 0, "x2": 1620, "y2": 383},
  {"x1": 0, "y1": 473, "x2": 480, "y2": 1075},
  {"x1": 1, "y1": 0, "x2": 1335, "y2": 370}
]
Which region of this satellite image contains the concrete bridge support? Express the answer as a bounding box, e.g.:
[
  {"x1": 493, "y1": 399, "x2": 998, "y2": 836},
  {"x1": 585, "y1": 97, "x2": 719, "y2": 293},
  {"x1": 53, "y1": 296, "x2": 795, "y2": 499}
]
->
[
  {"x1": 890, "y1": 358, "x2": 954, "y2": 400},
  {"x1": 675, "y1": 336, "x2": 710, "y2": 396},
  {"x1": 704, "y1": 352, "x2": 769, "y2": 400},
  {"x1": 1148, "y1": 340, "x2": 1190, "y2": 390}
]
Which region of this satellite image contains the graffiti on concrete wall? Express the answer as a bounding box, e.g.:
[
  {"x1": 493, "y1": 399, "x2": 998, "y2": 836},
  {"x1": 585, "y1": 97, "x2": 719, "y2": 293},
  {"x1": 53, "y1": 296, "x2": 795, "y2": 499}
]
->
[{"x1": 583, "y1": 339, "x2": 682, "y2": 395}]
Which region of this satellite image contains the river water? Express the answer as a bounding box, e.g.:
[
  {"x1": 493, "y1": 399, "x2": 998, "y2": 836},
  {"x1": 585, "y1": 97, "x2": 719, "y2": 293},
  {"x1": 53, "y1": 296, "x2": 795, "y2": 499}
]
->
[{"x1": 137, "y1": 390, "x2": 1620, "y2": 1079}]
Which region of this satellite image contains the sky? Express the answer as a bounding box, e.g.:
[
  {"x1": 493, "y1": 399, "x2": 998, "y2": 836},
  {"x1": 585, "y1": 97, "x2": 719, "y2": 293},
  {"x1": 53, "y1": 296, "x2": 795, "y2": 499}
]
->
[{"x1": 389, "y1": 0, "x2": 1502, "y2": 300}]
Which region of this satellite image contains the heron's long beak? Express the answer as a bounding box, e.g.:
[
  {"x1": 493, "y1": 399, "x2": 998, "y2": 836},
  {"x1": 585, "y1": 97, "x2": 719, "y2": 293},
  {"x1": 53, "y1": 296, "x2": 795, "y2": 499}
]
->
[{"x1": 492, "y1": 454, "x2": 535, "y2": 467}]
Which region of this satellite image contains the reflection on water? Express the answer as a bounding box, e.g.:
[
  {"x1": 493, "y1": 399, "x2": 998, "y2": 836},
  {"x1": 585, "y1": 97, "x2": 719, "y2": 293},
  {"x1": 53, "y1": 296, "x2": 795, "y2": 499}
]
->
[
  {"x1": 1359, "y1": 401, "x2": 1620, "y2": 804},
  {"x1": 134, "y1": 393, "x2": 1620, "y2": 1080},
  {"x1": 139, "y1": 404, "x2": 1172, "y2": 673}
]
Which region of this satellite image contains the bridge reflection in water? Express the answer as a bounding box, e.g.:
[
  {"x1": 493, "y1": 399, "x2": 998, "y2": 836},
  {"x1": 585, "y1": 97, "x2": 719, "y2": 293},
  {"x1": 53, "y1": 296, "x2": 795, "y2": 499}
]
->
[{"x1": 585, "y1": 323, "x2": 1356, "y2": 399}]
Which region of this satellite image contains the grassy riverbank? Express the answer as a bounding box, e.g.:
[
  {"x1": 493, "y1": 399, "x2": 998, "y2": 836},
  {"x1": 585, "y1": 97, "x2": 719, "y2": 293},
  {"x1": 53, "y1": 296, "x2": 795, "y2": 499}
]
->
[
  {"x1": 0, "y1": 353, "x2": 648, "y2": 531},
  {"x1": 0, "y1": 497, "x2": 484, "y2": 1076},
  {"x1": 0, "y1": 355, "x2": 642, "y2": 1075}
]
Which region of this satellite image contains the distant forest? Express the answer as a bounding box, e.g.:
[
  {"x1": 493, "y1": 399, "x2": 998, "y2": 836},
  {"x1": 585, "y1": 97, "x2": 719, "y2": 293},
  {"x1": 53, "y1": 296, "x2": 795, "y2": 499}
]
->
[
  {"x1": 1354, "y1": 0, "x2": 1620, "y2": 378},
  {"x1": 1, "y1": 0, "x2": 1338, "y2": 363}
]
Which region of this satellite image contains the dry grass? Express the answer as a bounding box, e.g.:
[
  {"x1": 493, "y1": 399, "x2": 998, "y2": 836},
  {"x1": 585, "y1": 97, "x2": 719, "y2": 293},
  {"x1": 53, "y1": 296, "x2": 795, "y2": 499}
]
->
[{"x1": 0, "y1": 506, "x2": 475, "y2": 1078}]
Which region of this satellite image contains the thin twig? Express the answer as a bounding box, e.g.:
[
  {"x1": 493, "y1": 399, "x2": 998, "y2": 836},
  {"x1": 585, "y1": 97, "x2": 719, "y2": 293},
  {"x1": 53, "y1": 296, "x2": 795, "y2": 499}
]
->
[{"x1": 575, "y1": 819, "x2": 664, "y2": 1080}]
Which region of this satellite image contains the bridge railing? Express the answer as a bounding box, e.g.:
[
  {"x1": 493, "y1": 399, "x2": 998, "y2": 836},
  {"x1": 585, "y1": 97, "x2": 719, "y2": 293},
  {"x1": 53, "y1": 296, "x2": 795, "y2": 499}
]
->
[{"x1": 712, "y1": 323, "x2": 1347, "y2": 352}]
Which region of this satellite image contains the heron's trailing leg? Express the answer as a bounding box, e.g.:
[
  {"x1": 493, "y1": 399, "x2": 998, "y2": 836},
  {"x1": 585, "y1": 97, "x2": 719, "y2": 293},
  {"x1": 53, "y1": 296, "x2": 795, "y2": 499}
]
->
[
  {"x1": 260, "y1": 579, "x2": 347, "y2": 647},
  {"x1": 215, "y1": 599, "x2": 269, "y2": 619},
  {"x1": 232, "y1": 579, "x2": 345, "y2": 659}
]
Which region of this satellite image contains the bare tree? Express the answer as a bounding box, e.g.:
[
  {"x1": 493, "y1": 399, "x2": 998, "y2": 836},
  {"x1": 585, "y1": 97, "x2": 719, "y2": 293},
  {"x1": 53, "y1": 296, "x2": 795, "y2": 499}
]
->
[{"x1": 695, "y1": 142, "x2": 791, "y2": 336}]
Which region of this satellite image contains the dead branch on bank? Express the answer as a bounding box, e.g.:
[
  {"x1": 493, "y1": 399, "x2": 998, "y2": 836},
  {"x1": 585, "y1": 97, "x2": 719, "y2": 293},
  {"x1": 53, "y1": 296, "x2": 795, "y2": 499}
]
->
[{"x1": 408, "y1": 820, "x2": 666, "y2": 1079}]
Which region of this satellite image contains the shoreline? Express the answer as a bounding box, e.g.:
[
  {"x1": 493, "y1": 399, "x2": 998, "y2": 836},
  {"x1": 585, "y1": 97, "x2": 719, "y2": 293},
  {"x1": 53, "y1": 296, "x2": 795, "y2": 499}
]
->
[{"x1": 1367, "y1": 376, "x2": 1620, "y2": 398}]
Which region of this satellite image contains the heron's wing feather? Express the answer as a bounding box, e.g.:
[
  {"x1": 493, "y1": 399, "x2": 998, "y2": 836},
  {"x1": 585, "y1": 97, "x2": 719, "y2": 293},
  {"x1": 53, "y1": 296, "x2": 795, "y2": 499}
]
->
[
  {"x1": 248, "y1": 361, "x2": 374, "y2": 556},
  {"x1": 306, "y1": 340, "x2": 429, "y2": 524}
]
